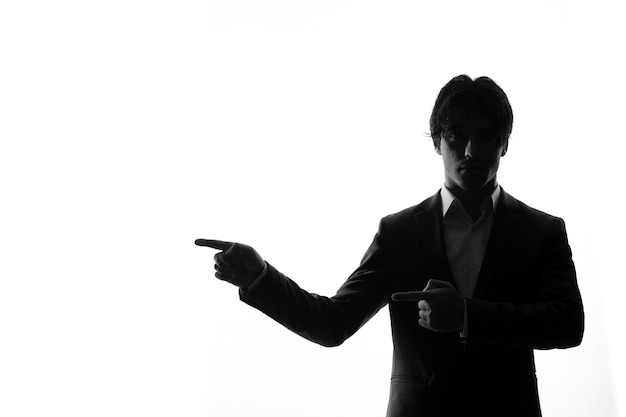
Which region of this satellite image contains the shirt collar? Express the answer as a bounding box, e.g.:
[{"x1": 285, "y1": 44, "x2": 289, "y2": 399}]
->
[{"x1": 441, "y1": 184, "x2": 501, "y2": 217}]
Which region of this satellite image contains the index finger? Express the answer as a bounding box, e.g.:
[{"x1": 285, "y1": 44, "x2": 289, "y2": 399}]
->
[
  {"x1": 194, "y1": 239, "x2": 235, "y2": 251},
  {"x1": 391, "y1": 291, "x2": 431, "y2": 302}
]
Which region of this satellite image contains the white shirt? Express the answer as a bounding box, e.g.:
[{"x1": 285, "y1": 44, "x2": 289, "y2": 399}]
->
[{"x1": 441, "y1": 185, "x2": 500, "y2": 299}]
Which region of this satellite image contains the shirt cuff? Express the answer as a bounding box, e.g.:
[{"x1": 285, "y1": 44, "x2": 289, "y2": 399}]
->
[{"x1": 241, "y1": 261, "x2": 268, "y2": 293}]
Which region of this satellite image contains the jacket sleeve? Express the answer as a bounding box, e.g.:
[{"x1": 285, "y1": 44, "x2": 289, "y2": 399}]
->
[
  {"x1": 239, "y1": 222, "x2": 392, "y2": 347},
  {"x1": 466, "y1": 217, "x2": 584, "y2": 349}
]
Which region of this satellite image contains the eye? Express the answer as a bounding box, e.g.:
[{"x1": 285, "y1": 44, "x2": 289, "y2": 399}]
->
[
  {"x1": 476, "y1": 133, "x2": 499, "y2": 144},
  {"x1": 446, "y1": 131, "x2": 467, "y2": 144}
]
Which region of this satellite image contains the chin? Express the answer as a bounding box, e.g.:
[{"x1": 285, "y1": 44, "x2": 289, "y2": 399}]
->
[{"x1": 459, "y1": 180, "x2": 488, "y2": 190}]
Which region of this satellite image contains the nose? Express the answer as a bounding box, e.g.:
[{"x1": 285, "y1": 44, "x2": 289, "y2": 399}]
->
[{"x1": 464, "y1": 136, "x2": 478, "y2": 159}]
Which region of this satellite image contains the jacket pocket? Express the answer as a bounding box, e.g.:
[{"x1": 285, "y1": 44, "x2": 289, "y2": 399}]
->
[
  {"x1": 387, "y1": 376, "x2": 430, "y2": 417},
  {"x1": 390, "y1": 375, "x2": 429, "y2": 384}
]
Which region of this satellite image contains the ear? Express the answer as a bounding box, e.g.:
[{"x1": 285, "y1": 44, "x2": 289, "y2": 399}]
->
[{"x1": 501, "y1": 139, "x2": 508, "y2": 156}]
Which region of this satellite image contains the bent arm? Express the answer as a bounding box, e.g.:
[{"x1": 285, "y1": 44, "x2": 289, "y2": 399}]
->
[{"x1": 466, "y1": 218, "x2": 584, "y2": 349}]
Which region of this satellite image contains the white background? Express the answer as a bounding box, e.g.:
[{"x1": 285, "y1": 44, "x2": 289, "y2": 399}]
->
[{"x1": 1, "y1": 1, "x2": 624, "y2": 416}]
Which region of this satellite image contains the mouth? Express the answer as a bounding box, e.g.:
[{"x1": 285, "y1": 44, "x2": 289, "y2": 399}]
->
[{"x1": 459, "y1": 166, "x2": 484, "y2": 177}]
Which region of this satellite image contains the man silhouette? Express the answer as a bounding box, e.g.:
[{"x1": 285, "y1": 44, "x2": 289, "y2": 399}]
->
[{"x1": 196, "y1": 75, "x2": 584, "y2": 417}]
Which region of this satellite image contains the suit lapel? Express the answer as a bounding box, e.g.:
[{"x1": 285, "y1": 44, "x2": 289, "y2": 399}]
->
[
  {"x1": 412, "y1": 191, "x2": 456, "y2": 288},
  {"x1": 473, "y1": 189, "x2": 521, "y2": 299}
]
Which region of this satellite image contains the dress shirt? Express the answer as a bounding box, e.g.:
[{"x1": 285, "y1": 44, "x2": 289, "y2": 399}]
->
[
  {"x1": 440, "y1": 185, "x2": 500, "y2": 298},
  {"x1": 440, "y1": 184, "x2": 500, "y2": 337}
]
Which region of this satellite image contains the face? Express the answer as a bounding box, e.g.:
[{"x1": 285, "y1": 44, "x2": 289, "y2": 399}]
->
[{"x1": 437, "y1": 109, "x2": 507, "y2": 195}]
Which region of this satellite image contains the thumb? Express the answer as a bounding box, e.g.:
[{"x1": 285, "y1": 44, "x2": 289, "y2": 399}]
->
[
  {"x1": 391, "y1": 291, "x2": 427, "y2": 302},
  {"x1": 423, "y1": 279, "x2": 454, "y2": 291}
]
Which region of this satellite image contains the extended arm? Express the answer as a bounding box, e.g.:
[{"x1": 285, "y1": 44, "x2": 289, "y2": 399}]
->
[{"x1": 195, "y1": 233, "x2": 391, "y2": 347}]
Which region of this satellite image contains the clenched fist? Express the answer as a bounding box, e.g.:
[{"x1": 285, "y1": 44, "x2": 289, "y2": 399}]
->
[{"x1": 195, "y1": 239, "x2": 265, "y2": 289}]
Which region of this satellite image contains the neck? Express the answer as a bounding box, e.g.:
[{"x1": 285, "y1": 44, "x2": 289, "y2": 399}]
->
[{"x1": 445, "y1": 180, "x2": 498, "y2": 220}]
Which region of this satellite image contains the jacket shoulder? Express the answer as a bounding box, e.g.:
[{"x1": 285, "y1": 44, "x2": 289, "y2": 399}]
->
[
  {"x1": 379, "y1": 192, "x2": 440, "y2": 230},
  {"x1": 503, "y1": 191, "x2": 565, "y2": 226}
]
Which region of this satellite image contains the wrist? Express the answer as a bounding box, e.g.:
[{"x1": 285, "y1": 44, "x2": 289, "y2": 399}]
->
[{"x1": 241, "y1": 262, "x2": 267, "y2": 292}]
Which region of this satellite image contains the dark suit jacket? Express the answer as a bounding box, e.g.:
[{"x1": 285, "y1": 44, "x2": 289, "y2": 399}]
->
[{"x1": 240, "y1": 189, "x2": 584, "y2": 417}]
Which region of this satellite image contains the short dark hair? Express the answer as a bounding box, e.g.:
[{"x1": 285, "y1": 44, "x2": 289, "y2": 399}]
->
[{"x1": 429, "y1": 75, "x2": 513, "y2": 151}]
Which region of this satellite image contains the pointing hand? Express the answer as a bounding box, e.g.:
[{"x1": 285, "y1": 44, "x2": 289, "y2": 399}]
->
[
  {"x1": 195, "y1": 239, "x2": 265, "y2": 289},
  {"x1": 391, "y1": 279, "x2": 464, "y2": 332}
]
